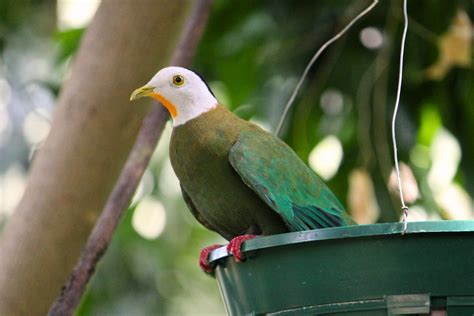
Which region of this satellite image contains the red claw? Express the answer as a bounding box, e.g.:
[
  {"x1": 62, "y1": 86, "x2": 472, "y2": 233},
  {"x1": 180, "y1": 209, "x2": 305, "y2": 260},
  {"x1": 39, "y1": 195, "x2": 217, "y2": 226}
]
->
[
  {"x1": 199, "y1": 244, "x2": 222, "y2": 274},
  {"x1": 226, "y1": 235, "x2": 258, "y2": 263}
]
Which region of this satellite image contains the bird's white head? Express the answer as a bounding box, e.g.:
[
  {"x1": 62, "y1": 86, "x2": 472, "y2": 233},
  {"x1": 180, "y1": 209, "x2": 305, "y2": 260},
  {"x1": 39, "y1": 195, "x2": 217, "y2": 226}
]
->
[{"x1": 130, "y1": 66, "x2": 218, "y2": 126}]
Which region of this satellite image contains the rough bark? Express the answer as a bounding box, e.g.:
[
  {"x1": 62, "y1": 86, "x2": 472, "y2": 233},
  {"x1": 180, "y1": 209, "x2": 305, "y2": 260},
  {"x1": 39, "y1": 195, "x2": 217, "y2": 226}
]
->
[
  {"x1": 49, "y1": 1, "x2": 213, "y2": 314},
  {"x1": 0, "y1": 1, "x2": 193, "y2": 315}
]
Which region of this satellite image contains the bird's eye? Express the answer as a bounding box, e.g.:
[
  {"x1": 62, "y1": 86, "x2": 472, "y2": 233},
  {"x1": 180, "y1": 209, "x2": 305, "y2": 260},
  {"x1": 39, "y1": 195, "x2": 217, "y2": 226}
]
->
[{"x1": 172, "y1": 75, "x2": 185, "y2": 87}]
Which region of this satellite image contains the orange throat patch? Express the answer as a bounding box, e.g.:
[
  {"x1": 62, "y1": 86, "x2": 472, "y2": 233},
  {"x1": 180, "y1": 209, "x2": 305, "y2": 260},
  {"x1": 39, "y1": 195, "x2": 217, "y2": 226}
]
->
[{"x1": 150, "y1": 93, "x2": 178, "y2": 118}]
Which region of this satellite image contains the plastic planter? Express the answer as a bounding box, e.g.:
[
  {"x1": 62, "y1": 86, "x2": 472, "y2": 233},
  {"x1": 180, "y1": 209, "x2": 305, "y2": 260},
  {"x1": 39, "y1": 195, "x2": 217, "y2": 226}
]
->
[{"x1": 209, "y1": 221, "x2": 474, "y2": 315}]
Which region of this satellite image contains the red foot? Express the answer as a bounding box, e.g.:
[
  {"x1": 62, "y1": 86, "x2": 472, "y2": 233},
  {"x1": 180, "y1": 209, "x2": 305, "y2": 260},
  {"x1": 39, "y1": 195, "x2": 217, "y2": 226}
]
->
[
  {"x1": 226, "y1": 235, "x2": 257, "y2": 263},
  {"x1": 199, "y1": 244, "x2": 222, "y2": 274}
]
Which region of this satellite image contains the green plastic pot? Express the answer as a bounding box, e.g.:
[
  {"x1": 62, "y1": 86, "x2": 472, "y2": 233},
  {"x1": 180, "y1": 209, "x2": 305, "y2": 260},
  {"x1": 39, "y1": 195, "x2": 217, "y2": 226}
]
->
[{"x1": 209, "y1": 221, "x2": 474, "y2": 315}]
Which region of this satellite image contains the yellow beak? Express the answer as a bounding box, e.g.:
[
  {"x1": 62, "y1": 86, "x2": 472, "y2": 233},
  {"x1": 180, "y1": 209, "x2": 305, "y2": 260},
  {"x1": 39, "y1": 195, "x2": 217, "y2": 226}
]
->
[
  {"x1": 130, "y1": 85, "x2": 155, "y2": 101},
  {"x1": 129, "y1": 84, "x2": 178, "y2": 118}
]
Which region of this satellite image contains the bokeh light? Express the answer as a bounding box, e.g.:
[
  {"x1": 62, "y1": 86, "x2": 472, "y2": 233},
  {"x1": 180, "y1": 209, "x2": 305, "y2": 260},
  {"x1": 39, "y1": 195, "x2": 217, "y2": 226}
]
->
[
  {"x1": 131, "y1": 169, "x2": 155, "y2": 207},
  {"x1": 428, "y1": 128, "x2": 461, "y2": 193},
  {"x1": 348, "y1": 168, "x2": 380, "y2": 224},
  {"x1": 402, "y1": 205, "x2": 443, "y2": 222},
  {"x1": 159, "y1": 159, "x2": 182, "y2": 198},
  {"x1": 320, "y1": 89, "x2": 344, "y2": 115},
  {"x1": 359, "y1": 27, "x2": 384, "y2": 49},
  {"x1": 132, "y1": 197, "x2": 167, "y2": 240},
  {"x1": 308, "y1": 135, "x2": 343, "y2": 181},
  {"x1": 57, "y1": 0, "x2": 101, "y2": 29},
  {"x1": 436, "y1": 183, "x2": 473, "y2": 220},
  {"x1": 409, "y1": 145, "x2": 430, "y2": 169},
  {"x1": 22, "y1": 110, "x2": 51, "y2": 145},
  {"x1": 0, "y1": 164, "x2": 26, "y2": 217},
  {"x1": 388, "y1": 162, "x2": 419, "y2": 204}
]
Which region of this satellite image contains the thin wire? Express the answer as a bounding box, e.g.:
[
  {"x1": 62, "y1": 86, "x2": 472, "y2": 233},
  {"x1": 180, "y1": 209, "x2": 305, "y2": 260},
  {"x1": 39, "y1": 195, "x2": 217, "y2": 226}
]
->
[
  {"x1": 275, "y1": 0, "x2": 379, "y2": 136},
  {"x1": 392, "y1": 0, "x2": 409, "y2": 233}
]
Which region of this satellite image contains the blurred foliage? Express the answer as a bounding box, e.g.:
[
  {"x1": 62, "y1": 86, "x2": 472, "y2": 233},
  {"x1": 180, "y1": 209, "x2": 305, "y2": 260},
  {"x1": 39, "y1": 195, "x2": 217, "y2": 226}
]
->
[
  {"x1": 0, "y1": 0, "x2": 56, "y2": 50},
  {"x1": 0, "y1": 0, "x2": 473, "y2": 315},
  {"x1": 55, "y1": 28, "x2": 84, "y2": 65},
  {"x1": 194, "y1": 0, "x2": 474, "y2": 223}
]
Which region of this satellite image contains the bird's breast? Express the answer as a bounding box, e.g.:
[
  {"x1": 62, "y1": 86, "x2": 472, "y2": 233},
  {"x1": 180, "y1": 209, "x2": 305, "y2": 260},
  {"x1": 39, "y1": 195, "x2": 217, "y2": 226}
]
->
[{"x1": 169, "y1": 106, "x2": 241, "y2": 185}]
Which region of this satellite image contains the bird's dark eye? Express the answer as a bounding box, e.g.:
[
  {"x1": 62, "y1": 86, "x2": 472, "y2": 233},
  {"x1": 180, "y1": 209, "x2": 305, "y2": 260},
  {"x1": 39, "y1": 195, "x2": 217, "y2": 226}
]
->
[{"x1": 172, "y1": 75, "x2": 185, "y2": 86}]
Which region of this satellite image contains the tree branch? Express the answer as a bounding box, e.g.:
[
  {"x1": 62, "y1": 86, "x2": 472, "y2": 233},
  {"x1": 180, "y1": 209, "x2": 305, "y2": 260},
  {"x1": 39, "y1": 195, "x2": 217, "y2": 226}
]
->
[{"x1": 48, "y1": 1, "x2": 213, "y2": 315}]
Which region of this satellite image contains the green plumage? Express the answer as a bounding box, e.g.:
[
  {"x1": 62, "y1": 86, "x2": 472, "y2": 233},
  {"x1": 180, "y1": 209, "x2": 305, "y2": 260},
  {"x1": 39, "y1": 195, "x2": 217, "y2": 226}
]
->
[{"x1": 170, "y1": 105, "x2": 349, "y2": 240}]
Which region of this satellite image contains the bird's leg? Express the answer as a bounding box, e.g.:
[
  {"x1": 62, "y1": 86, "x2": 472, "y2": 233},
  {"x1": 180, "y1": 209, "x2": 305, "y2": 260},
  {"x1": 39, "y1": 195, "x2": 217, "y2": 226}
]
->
[
  {"x1": 226, "y1": 234, "x2": 258, "y2": 263},
  {"x1": 199, "y1": 244, "x2": 222, "y2": 274}
]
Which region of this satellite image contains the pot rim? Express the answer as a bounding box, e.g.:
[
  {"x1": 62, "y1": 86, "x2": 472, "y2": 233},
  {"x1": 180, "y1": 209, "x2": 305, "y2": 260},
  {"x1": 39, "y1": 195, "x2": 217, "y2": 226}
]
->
[{"x1": 209, "y1": 220, "x2": 474, "y2": 263}]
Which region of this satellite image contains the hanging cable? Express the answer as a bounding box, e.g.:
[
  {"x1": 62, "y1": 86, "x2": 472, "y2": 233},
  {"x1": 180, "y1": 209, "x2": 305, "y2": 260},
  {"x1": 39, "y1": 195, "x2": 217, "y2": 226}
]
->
[
  {"x1": 275, "y1": 0, "x2": 379, "y2": 136},
  {"x1": 392, "y1": 0, "x2": 409, "y2": 234}
]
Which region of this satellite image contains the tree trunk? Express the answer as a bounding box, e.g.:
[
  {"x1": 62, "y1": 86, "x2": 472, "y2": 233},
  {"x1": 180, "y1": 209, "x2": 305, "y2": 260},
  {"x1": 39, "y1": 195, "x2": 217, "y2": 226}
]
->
[
  {"x1": 0, "y1": 1, "x2": 192, "y2": 315},
  {"x1": 49, "y1": 1, "x2": 213, "y2": 314}
]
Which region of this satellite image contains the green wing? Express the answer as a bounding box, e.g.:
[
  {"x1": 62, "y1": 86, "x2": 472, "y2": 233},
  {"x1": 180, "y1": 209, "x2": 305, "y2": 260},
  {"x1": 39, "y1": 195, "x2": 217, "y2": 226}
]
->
[{"x1": 229, "y1": 129, "x2": 349, "y2": 231}]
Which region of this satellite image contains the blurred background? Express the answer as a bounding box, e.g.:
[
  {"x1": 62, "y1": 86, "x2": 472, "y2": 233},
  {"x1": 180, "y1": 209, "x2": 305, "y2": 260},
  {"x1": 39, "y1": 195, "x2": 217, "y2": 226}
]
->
[{"x1": 0, "y1": 0, "x2": 473, "y2": 315}]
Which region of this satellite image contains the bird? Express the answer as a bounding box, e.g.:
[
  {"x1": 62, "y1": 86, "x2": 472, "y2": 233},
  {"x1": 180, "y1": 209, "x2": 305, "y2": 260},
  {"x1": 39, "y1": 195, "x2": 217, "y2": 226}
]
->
[{"x1": 130, "y1": 66, "x2": 351, "y2": 273}]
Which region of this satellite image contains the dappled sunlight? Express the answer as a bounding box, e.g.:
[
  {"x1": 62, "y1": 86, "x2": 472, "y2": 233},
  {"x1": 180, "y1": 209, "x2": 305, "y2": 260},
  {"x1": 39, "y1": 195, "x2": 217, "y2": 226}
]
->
[
  {"x1": 348, "y1": 168, "x2": 380, "y2": 224},
  {"x1": 159, "y1": 159, "x2": 182, "y2": 198},
  {"x1": 359, "y1": 27, "x2": 384, "y2": 49},
  {"x1": 320, "y1": 89, "x2": 344, "y2": 116},
  {"x1": 22, "y1": 110, "x2": 51, "y2": 145},
  {"x1": 424, "y1": 128, "x2": 471, "y2": 220},
  {"x1": 402, "y1": 205, "x2": 442, "y2": 222},
  {"x1": 308, "y1": 135, "x2": 343, "y2": 181},
  {"x1": 403, "y1": 205, "x2": 428, "y2": 222},
  {"x1": 410, "y1": 144, "x2": 430, "y2": 169},
  {"x1": 388, "y1": 162, "x2": 419, "y2": 204},
  {"x1": 426, "y1": 10, "x2": 472, "y2": 80},
  {"x1": 0, "y1": 164, "x2": 26, "y2": 217},
  {"x1": 57, "y1": 0, "x2": 101, "y2": 29},
  {"x1": 151, "y1": 123, "x2": 173, "y2": 165},
  {"x1": 436, "y1": 183, "x2": 473, "y2": 220},
  {"x1": 428, "y1": 128, "x2": 461, "y2": 193},
  {"x1": 131, "y1": 169, "x2": 155, "y2": 207},
  {"x1": 132, "y1": 197, "x2": 167, "y2": 240}
]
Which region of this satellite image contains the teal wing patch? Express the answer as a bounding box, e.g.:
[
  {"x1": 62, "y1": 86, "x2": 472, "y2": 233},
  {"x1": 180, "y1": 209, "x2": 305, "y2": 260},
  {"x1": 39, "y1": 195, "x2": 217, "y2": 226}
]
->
[{"x1": 229, "y1": 129, "x2": 349, "y2": 231}]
